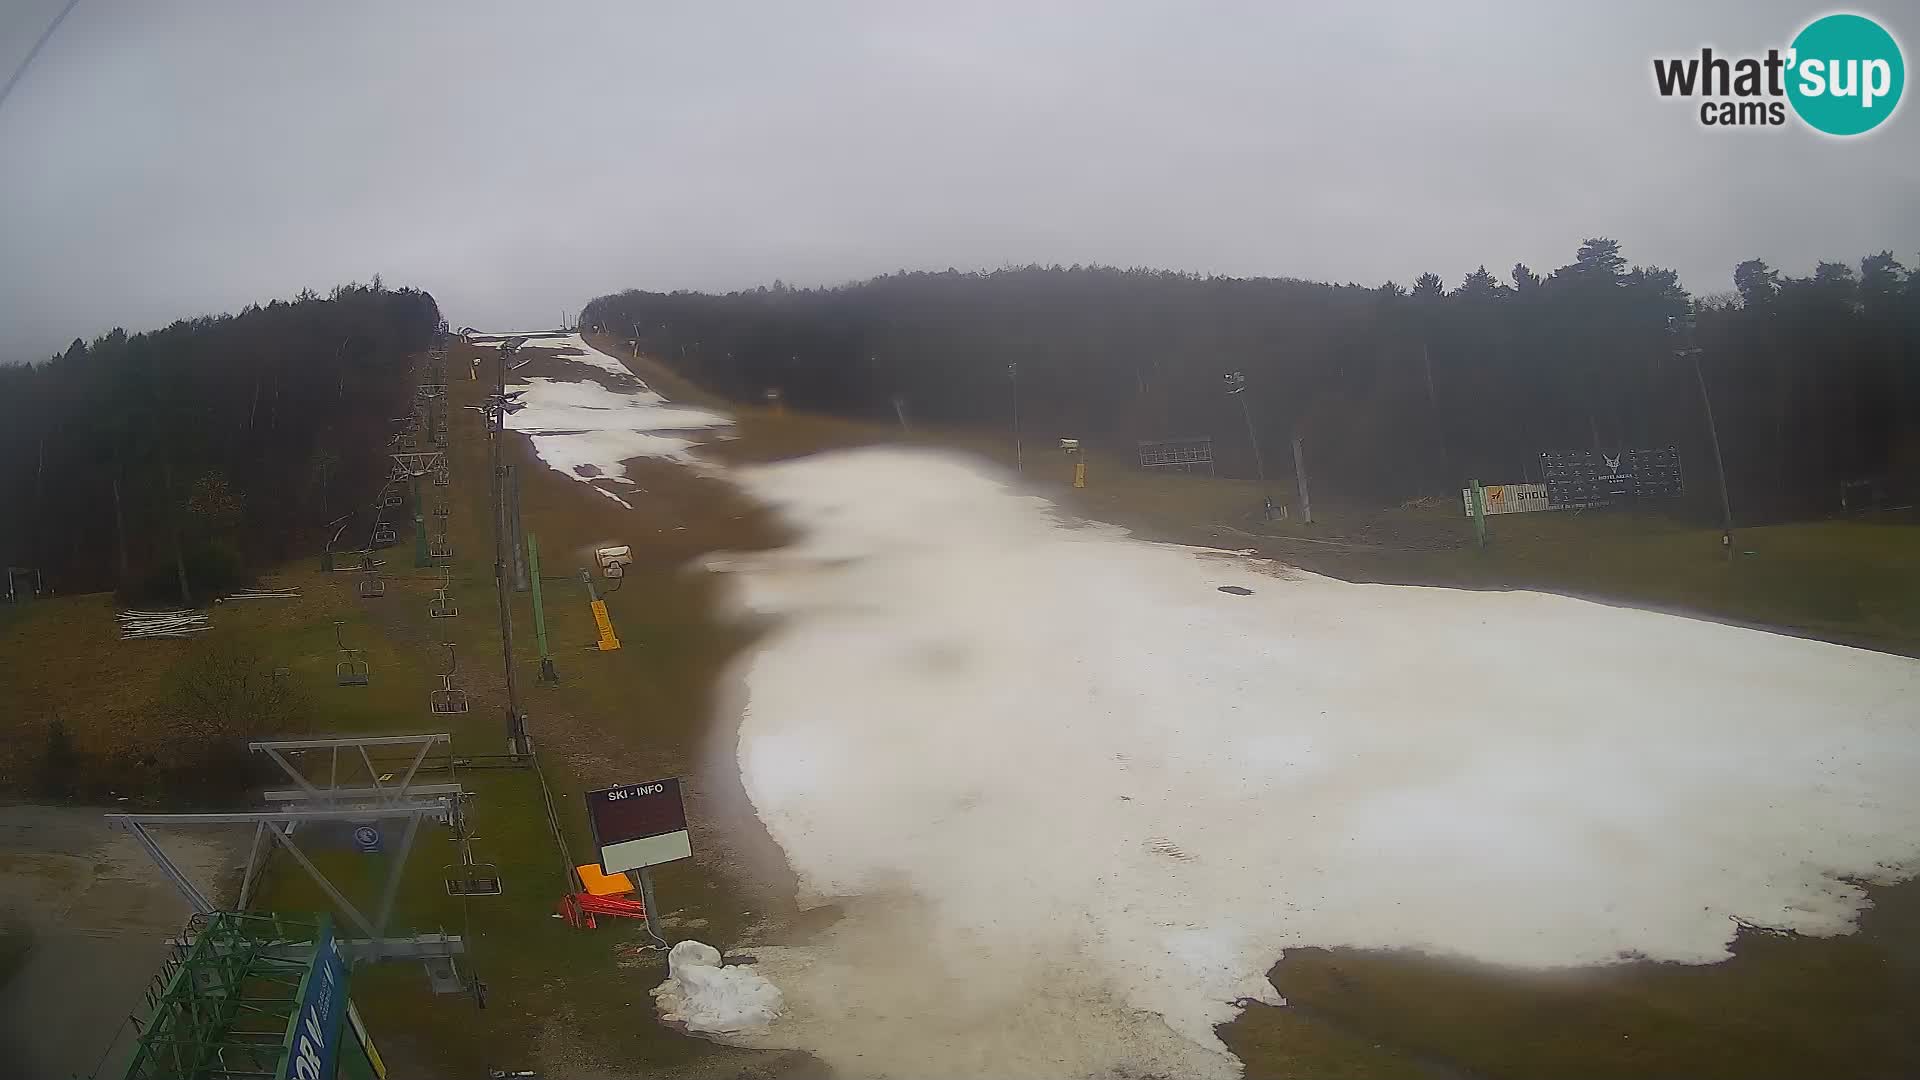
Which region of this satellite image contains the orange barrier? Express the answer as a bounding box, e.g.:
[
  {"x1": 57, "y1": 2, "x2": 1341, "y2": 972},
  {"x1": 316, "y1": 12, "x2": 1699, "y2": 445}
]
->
[
  {"x1": 575, "y1": 862, "x2": 634, "y2": 897},
  {"x1": 555, "y1": 890, "x2": 647, "y2": 929}
]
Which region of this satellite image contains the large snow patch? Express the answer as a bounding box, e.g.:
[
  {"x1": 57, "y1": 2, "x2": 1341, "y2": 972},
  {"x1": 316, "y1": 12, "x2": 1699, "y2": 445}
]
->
[
  {"x1": 496, "y1": 334, "x2": 730, "y2": 495},
  {"x1": 652, "y1": 940, "x2": 783, "y2": 1035},
  {"x1": 717, "y1": 446, "x2": 1920, "y2": 1079}
]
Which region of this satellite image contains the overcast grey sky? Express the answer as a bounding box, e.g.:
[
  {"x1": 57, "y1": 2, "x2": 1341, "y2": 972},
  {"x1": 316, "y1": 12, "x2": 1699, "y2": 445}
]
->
[{"x1": 1, "y1": 1, "x2": 1915, "y2": 363}]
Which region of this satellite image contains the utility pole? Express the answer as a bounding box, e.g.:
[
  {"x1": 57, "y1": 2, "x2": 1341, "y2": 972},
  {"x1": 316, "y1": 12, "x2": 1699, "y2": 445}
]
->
[
  {"x1": 1290, "y1": 433, "x2": 1314, "y2": 525},
  {"x1": 1670, "y1": 308, "x2": 1734, "y2": 560},
  {"x1": 1009, "y1": 362, "x2": 1023, "y2": 474},
  {"x1": 527, "y1": 533, "x2": 558, "y2": 684},
  {"x1": 1423, "y1": 339, "x2": 1451, "y2": 486},
  {"x1": 488, "y1": 343, "x2": 531, "y2": 757},
  {"x1": 1224, "y1": 371, "x2": 1268, "y2": 517},
  {"x1": 507, "y1": 466, "x2": 529, "y2": 592}
]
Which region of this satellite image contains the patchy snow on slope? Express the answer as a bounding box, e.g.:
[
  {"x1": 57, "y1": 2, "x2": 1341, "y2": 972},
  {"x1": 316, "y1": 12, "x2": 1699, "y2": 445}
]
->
[
  {"x1": 510, "y1": 377, "x2": 727, "y2": 433},
  {"x1": 493, "y1": 334, "x2": 731, "y2": 498},
  {"x1": 715, "y1": 446, "x2": 1920, "y2": 1080},
  {"x1": 652, "y1": 940, "x2": 784, "y2": 1035},
  {"x1": 516, "y1": 331, "x2": 648, "y2": 383}
]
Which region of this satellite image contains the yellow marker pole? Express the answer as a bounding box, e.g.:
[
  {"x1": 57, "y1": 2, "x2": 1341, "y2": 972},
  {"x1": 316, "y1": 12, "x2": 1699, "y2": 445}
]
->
[
  {"x1": 581, "y1": 569, "x2": 621, "y2": 651},
  {"x1": 591, "y1": 598, "x2": 621, "y2": 652},
  {"x1": 1074, "y1": 461, "x2": 1086, "y2": 489}
]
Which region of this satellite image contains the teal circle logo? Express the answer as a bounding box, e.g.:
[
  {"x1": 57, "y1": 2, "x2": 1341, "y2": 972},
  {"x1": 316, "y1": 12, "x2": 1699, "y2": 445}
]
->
[{"x1": 1787, "y1": 14, "x2": 1904, "y2": 135}]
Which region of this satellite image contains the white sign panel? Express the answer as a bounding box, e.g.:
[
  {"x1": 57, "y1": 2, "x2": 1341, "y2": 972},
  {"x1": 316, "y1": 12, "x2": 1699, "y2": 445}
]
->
[
  {"x1": 1462, "y1": 482, "x2": 1556, "y2": 516},
  {"x1": 585, "y1": 778, "x2": 692, "y2": 874}
]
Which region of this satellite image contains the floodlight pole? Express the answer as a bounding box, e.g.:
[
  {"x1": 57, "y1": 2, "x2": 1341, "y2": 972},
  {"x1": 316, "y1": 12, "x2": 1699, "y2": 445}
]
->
[
  {"x1": 1225, "y1": 372, "x2": 1266, "y2": 486},
  {"x1": 1009, "y1": 362, "x2": 1023, "y2": 475},
  {"x1": 508, "y1": 465, "x2": 529, "y2": 592},
  {"x1": 1225, "y1": 371, "x2": 1270, "y2": 524},
  {"x1": 1290, "y1": 433, "x2": 1313, "y2": 526},
  {"x1": 1671, "y1": 310, "x2": 1734, "y2": 561},
  {"x1": 527, "y1": 533, "x2": 559, "y2": 683},
  {"x1": 489, "y1": 344, "x2": 532, "y2": 757}
]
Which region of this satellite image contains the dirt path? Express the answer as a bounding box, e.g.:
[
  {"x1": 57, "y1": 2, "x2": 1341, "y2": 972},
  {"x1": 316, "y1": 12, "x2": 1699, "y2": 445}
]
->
[{"x1": 0, "y1": 804, "x2": 244, "y2": 1080}]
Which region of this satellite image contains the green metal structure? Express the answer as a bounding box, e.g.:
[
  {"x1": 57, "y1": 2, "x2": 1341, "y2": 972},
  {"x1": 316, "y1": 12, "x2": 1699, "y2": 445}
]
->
[{"x1": 120, "y1": 912, "x2": 358, "y2": 1080}]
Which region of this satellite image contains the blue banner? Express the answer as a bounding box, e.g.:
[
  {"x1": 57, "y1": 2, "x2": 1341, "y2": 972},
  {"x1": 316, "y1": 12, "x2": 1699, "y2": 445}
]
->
[{"x1": 284, "y1": 923, "x2": 348, "y2": 1080}]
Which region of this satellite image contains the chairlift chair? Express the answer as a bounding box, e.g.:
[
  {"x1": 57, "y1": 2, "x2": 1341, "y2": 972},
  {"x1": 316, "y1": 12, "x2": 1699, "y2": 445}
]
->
[
  {"x1": 430, "y1": 642, "x2": 469, "y2": 715},
  {"x1": 380, "y1": 487, "x2": 403, "y2": 509},
  {"x1": 332, "y1": 621, "x2": 370, "y2": 686},
  {"x1": 429, "y1": 536, "x2": 453, "y2": 560},
  {"x1": 371, "y1": 523, "x2": 399, "y2": 547},
  {"x1": 429, "y1": 586, "x2": 458, "y2": 619},
  {"x1": 445, "y1": 860, "x2": 503, "y2": 897},
  {"x1": 433, "y1": 465, "x2": 450, "y2": 487},
  {"x1": 358, "y1": 574, "x2": 386, "y2": 599}
]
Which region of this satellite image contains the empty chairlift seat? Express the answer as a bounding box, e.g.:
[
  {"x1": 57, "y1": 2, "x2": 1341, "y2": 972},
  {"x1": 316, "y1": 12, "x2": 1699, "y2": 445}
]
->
[
  {"x1": 430, "y1": 642, "x2": 468, "y2": 715},
  {"x1": 333, "y1": 621, "x2": 370, "y2": 686}
]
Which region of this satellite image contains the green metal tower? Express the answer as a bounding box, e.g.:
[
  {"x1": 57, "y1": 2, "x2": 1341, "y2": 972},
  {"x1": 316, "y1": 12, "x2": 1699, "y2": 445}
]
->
[{"x1": 120, "y1": 912, "x2": 380, "y2": 1080}]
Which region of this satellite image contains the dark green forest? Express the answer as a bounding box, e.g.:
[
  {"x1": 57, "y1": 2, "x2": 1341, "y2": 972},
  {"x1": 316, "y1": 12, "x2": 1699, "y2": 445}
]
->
[
  {"x1": 0, "y1": 280, "x2": 443, "y2": 600},
  {"x1": 583, "y1": 241, "x2": 1919, "y2": 522}
]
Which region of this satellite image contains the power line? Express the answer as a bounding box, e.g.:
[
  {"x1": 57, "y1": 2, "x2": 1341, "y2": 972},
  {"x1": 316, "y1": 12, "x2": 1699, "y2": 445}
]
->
[{"x1": 0, "y1": 0, "x2": 81, "y2": 117}]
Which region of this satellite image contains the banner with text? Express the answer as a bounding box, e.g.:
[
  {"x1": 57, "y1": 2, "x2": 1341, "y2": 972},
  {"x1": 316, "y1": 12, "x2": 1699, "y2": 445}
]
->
[{"x1": 1462, "y1": 483, "x2": 1556, "y2": 517}]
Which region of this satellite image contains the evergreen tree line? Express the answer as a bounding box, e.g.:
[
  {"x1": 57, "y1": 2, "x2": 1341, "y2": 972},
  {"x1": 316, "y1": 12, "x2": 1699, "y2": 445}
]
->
[
  {"x1": 582, "y1": 240, "x2": 1920, "y2": 522},
  {"x1": 0, "y1": 280, "x2": 444, "y2": 600}
]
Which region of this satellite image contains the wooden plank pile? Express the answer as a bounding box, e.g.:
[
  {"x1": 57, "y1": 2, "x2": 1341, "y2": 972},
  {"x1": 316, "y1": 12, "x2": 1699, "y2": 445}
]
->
[{"x1": 117, "y1": 609, "x2": 211, "y2": 640}]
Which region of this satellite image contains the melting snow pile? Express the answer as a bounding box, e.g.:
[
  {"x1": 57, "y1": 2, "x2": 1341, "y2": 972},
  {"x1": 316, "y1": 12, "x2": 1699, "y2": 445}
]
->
[
  {"x1": 652, "y1": 940, "x2": 784, "y2": 1035},
  {"x1": 714, "y1": 446, "x2": 1920, "y2": 1079},
  {"x1": 498, "y1": 334, "x2": 730, "y2": 505}
]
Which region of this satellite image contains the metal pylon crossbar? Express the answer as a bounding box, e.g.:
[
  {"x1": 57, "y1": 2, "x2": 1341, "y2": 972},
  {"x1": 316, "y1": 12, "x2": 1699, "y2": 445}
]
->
[
  {"x1": 250, "y1": 732, "x2": 454, "y2": 807},
  {"x1": 391, "y1": 450, "x2": 444, "y2": 477},
  {"x1": 108, "y1": 803, "x2": 448, "y2": 950}
]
